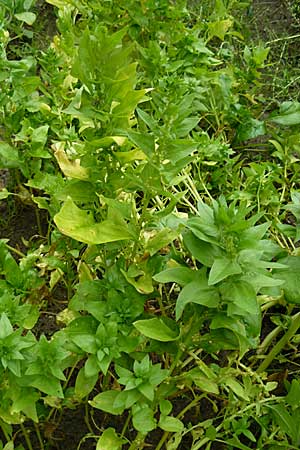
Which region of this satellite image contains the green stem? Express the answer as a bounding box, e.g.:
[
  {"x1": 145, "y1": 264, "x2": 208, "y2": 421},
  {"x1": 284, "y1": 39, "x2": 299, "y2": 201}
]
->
[
  {"x1": 0, "y1": 420, "x2": 11, "y2": 442},
  {"x1": 33, "y1": 422, "x2": 45, "y2": 450},
  {"x1": 84, "y1": 400, "x2": 94, "y2": 434},
  {"x1": 20, "y1": 423, "x2": 34, "y2": 450},
  {"x1": 257, "y1": 312, "x2": 300, "y2": 373},
  {"x1": 120, "y1": 412, "x2": 131, "y2": 439},
  {"x1": 155, "y1": 431, "x2": 169, "y2": 450},
  {"x1": 256, "y1": 325, "x2": 282, "y2": 355},
  {"x1": 128, "y1": 432, "x2": 146, "y2": 450},
  {"x1": 5, "y1": 244, "x2": 26, "y2": 258}
]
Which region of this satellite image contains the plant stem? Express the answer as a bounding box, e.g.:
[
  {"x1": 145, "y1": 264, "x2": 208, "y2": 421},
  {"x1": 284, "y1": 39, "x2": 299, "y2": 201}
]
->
[
  {"x1": 155, "y1": 431, "x2": 169, "y2": 450},
  {"x1": 33, "y1": 422, "x2": 45, "y2": 450},
  {"x1": 128, "y1": 432, "x2": 146, "y2": 450},
  {"x1": 84, "y1": 401, "x2": 94, "y2": 434},
  {"x1": 256, "y1": 325, "x2": 283, "y2": 355},
  {"x1": 120, "y1": 412, "x2": 131, "y2": 439},
  {"x1": 5, "y1": 244, "x2": 26, "y2": 258},
  {"x1": 20, "y1": 423, "x2": 34, "y2": 450},
  {"x1": 257, "y1": 312, "x2": 300, "y2": 373}
]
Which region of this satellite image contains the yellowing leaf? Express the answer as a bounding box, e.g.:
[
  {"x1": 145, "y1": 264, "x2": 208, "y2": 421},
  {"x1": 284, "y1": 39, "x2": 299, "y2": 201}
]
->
[
  {"x1": 54, "y1": 197, "x2": 133, "y2": 245},
  {"x1": 53, "y1": 143, "x2": 89, "y2": 180},
  {"x1": 208, "y1": 19, "x2": 233, "y2": 41}
]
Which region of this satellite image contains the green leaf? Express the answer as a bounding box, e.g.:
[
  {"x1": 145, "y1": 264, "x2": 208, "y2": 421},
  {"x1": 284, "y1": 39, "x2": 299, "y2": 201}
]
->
[
  {"x1": 30, "y1": 376, "x2": 64, "y2": 398},
  {"x1": 267, "y1": 404, "x2": 298, "y2": 444},
  {"x1": 186, "y1": 369, "x2": 219, "y2": 394},
  {"x1": 207, "y1": 19, "x2": 233, "y2": 41},
  {"x1": 96, "y1": 428, "x2": 124, "y2": 450},
  {"x1": 273, "y1": 256, "x2": 300, "y2": 303},
  {"x1": 145, "y1": 228, "x2": 179, "y2": 256},
  {"x1": 14, "y1": 12, "x2": 36, "y2": 25},
  {"x1": 235, "y1": 118, "x2": 266, "y2": 143},
  {"x1": 153, "y1": 267, "x2": 196, "y2": 286},
  {"x1": 54, "y1": 197, "x2": 133, "y2": 245},
  {"x1": 0, "y1": 143, "x2": 21, "y2": 169},
  {"x1": 132, "y1": 405, "x2": 156, "y2": 433},
  {"x1": 286, "y1": 379, "x2": 300, "y2": 408},
  {"x1": 175, "y1": 117, "x2": 199, "y2": 137},
  {"x1": 222, "y1": 280, "x2": 258, "y2": 314},
  {"x1": 133, "y1": 318, "x2": 180, "y2": 342},
  {"x1": 176, "y1": 269, "x2": 219, "y2": 320},
  {"x1": 184, "y1": 231, "x2": 219, "y2": 266},
  {"x1": 90, "y1": 391, "x2": 125, "y2": 415},
  {"x1": 0, "y1": 189, "x2": 11, "y2": 200},
  {"x1": 75, "y1": 366, "x2": 98, "y2": 399},
  {"x1": 224, "y1": 377, "x2": 249, "y2": 401},
  {"x1": 270, "y1": 101, "x2": 300, "y2": 126},
  {"x1": 0, "y1": 313, "x2": 13, "y2": 339},
  {"x1": 208, "y1": 257, "x2": 242, "y2": 285},
  {"x1": 159, "y1": 400, "x2": 172, "y2": 416},
  {"x1": 159, "y1": 415, "x2": 184, "y2": 433},
  {"x1": 127, "y1": 131, "x2": 155, "y2": 158}
]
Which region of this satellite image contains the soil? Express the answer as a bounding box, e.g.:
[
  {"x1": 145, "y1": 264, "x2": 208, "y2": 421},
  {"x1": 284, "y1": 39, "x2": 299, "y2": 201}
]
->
[{"x1": 1, "y1": 1, "x2": 300, "y2": 449}]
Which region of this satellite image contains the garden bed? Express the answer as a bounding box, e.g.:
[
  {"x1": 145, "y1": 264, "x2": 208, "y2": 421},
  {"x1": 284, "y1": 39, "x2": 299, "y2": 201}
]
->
[{"x1": 1, "y1": 1, "x2": 300, "y2": 449}]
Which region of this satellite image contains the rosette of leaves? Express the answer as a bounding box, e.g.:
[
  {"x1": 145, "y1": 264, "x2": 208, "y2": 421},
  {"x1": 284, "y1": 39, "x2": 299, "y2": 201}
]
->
[{"x1": 155, "y1": 197, "x2": 284, "y2": 356}]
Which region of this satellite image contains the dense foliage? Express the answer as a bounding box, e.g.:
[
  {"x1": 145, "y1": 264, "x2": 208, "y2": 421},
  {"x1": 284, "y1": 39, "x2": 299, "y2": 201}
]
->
[{"x1": 1, "y1": 0, "x2": 300, "y2": 449}]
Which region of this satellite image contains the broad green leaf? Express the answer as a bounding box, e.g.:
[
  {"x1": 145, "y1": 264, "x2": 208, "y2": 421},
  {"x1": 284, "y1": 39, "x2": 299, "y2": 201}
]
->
[
  {"x1": 221, "y1": 280, "x2": 258, "y2": 314},
  {"x1": 145, "y1": 228, "x2": 179, "y2": 256},
  {"x1": 90, "y1": 391, "x2": 125, "y2": 415},
  {"x1": 159, "y1": 400, "x2": 172, "y2": 416},
  {"x1": 132, "y1": 406, "x2": 156, "y2": 433},
  {"x1": 175, "y1": 117, "x2": 199, "y2": 137},
  {"x1": 11, "y1": 388, "x2": 39, "y2": 423},
  {"x1": 159, "y1": 416, "x2": 184, "y2": 433},
  {"x1": 96, "y1": 428, "x2": 124, "y2": 450},
  {"x1": 127, "y1": 131, "x2": 155, "y2": 158},
  {"x1": 54, "y1": 197, "x2": 133, "y2": 245},
  {"x1": 30, "y1": 376, "x2": 64, "y2": 398},
  {"x1": 270, "y1": 101, "x2": 300, "y2": 126},
  {"x1": 273, "y1": 256, "x2": 300, "y2": 303},
  {"x1": 0, "y1": 143, "x2": 21, "y2": 169},
  {"x1": 183, "y1": 231, "x2": 220, "y2": 266},
  {"x1": 208, "y1": 257, "x2": 242, "y2": 285},
  {"x1": 75, "y1": 366, "x2": 98, "y2": 399},
  {"x1": 133, "y1": 318, "x2": 180, "y2": 342},
  {"x1": 235, "y1": 118, "x2": 266, "y2": 143},
  {"x1": 286, "y1": 379, "x2": 300, "y2": 408},
  {"x1": 176, "y1": 269, "x2": 220, "y2": 320},
  {"x1": 153, "y1": 267, "x2": 196, "y2": 286},
  {"x1": 15, "y1": 12, "x2": 36, "y2": 25}
]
